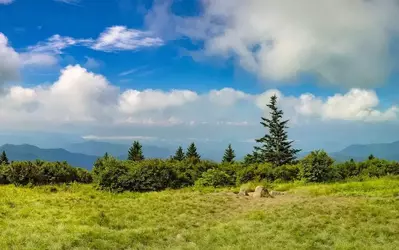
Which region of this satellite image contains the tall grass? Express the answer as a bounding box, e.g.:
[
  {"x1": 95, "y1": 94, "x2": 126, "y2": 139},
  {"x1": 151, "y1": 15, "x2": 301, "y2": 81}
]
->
[{"x1": 0, "y1": 178, "x2": 398, "y2": 249}]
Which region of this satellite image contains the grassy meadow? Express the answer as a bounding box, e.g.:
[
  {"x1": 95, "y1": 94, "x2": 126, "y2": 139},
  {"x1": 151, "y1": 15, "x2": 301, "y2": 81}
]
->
[{"x1": 0, "y1": 178, "x2": 398, "y2": 250}]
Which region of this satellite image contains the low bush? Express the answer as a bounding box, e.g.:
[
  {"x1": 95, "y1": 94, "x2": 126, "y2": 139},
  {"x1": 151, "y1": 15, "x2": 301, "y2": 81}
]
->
[
  {"x1": 1, "y1": 160, "x2": 92, "y2": 186},
  {"x1": 173, "y1": 160, "x2": 218, "y2": 187},
  {"x1": 128, "y1": 159, "x2": 178, "y2": 192},
  {"x1": 94, "y1": 157, "x2": 130, "y2": 192},
  {"x1": 300, "y1": 150, "x2": 334, "y2": 182},
  {"x1": 195, "y1": 169, "x2": 234, "y2": 188}
]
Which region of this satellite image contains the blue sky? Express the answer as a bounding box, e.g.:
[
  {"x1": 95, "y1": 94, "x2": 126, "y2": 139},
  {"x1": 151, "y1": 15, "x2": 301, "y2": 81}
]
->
[{"x1": 0, "y1": 0, "x2": 399, "y2": 156}]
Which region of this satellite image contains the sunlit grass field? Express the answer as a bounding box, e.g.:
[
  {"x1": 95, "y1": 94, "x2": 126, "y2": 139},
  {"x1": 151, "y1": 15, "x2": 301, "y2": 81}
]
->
[{"x1": 0, "y1": 178, "x2": 398, "y2": 249}]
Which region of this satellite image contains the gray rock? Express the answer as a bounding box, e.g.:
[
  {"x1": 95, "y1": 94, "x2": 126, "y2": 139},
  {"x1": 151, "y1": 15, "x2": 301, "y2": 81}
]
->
[
  {"x1": 238, "y1": 187, "x2": 249, "y2": 196},
  {"x1": 253, "y1": 186, "x2": 271, "y2": 198}
]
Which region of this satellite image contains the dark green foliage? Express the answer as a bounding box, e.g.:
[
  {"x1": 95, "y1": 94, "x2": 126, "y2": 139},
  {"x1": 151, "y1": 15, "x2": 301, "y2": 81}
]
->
[
  {"x1": 195, "y1": 169, "x2": 234, "y2": 187},
  {"x1": 1, "y1": 160, "x2": 92, "y2": 186},
  {"x1": 368, "y1": 154, "x2": 375, "y2": 160},
  {"x1": 128, "y1": 160, "x2": 178, "y2": 191},
  {"x1": 273, "y1": 164, "x2": 301, "y2": 182},
  {"x1": 222, "y1": 144, "x2": 236, "y2": 163},
  {"x1": 330, "y1": 159, "x2": 360, "y2": 181},
  {"x1": 128, "y1": 141, "x2": 145, "y2": 161},
  {"x1": 186, "y1": 142, "x2": 200, "y2": 162},
  {"x1": 4, "y1": 161, "x2": 41, "y2": 186},
  {"x1": 173, "y1": 146, "x2": 185, "y2": 161},
  {"x1": 75, "y1": 168, "x2": 93, "y2": 183},
  {"x1": 174, "y1": 160, "x2": 218, "y2": 187},
  {"x1": 0, "y1": 165, "x2": 9, "y2": 184},
  {"x1": 301, "y1": 150, "x2": 334, "y2": 182},
  {"x1": 243, "y1": 151, "x2": 262, "y2": 165},
  {"x1": 0, "y1": 151, "x2": 9, "y2": 165},
  {"x1": 94, "y1": 157, "x2": 130, "y2": 192},
  {"x1": 253, "y1": 95, "x2": 301, "y2": 166}
]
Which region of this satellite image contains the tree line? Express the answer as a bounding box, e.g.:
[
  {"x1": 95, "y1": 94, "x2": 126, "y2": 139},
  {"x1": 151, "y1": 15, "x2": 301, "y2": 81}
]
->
[
  {"x1": 0, "y1": 95, "x2": 398, "y2": 190},
  {"x1": 126, "y1": 95, "x2": 298, "y2": 166}
]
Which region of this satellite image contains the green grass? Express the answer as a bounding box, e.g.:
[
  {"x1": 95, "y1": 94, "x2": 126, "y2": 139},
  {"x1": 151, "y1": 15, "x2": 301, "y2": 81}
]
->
[{"x1": 0, "y1": 178, "x2": 398, "y2": 249}]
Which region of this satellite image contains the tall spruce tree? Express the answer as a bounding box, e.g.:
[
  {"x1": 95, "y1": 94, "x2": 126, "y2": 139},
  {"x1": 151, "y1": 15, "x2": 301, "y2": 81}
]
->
[
  {"x1": 222, "y1": 144, "x2": 236, "y2": 163},
  {"x1": 173, "y1": 146, "x2": 185, "y2": 161},
  {"x1": 0, "y1": 151, "x2": 9, "y2": 165},
  {"x1": 128, "y1": 141, "x2": 145, "y2": 161},
  {"x1": 253, "y1": 94, "x2": 300, "y2": 166},
  {"x1": 186, "y1": 142, "x2": 200, "y2": 160}
]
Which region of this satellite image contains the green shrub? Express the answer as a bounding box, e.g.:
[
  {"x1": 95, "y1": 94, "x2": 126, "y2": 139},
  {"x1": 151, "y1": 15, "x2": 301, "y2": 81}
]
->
[
  {"x1": 358, "y1": 158, "x2": 395, "y2": 178},
  {"x1": 300, "y1": 150, "x2": 334, "y2": 182},
  {"x1": 75, "y1": 168, "x2": 93, "y2": 184},
  {"x1": 195, "y1": 169, "x2": 234, "y2": 188},
  {"x1": 331, "y1": 160, "x2": 359, "y2": 181},
  {"x1": 38, "y1": 161, "x2": 77, "y2": 184},
  {"x1": 236, "y1": 164, "x2": 259, "y2": 184},
  {"x1": 174, "y1": 160, "x2": 218, "y2": 187},
  {"x1": 273, "y1": 164, "x2": 301, "y2": 182},
  {"x1": 2, "y1": 160, "x2": 93, "y2": 186},
  {"x1": 4, "y1": 161, "x2": 40, "y2": 186},
  {"x1": 128, "y1": 159, "x2": 178, "y2": 192},
  {"x1": 255, "y1": 163, "x2": 275, "y2": 181},
  {"x1": 0, "y1": 165, "x2": 9, "y2": 184},
  {"x1": 94, "y1": 157, "x2": 130, "y2": 192}
]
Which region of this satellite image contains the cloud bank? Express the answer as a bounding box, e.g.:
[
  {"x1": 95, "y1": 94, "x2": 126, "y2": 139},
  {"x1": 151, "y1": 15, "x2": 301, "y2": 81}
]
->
[
  {"x1": 0, "y1": 64, "x2": 396, "y2": 130},
  {"x1": 147, "y1": 0, "x2": 399, "y2": 88}
]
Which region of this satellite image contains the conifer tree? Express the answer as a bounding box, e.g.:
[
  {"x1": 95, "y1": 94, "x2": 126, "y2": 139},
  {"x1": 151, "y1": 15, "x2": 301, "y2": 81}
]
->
[
  {"x1": 0, "y1": 151, "x2": 9, "y2": 165},
  {"x1": 222, "y1": 144, "x2": 236, "y2": 163},
  {"x1": 186, "y1": 142, "x2": 200, "y2": 160},
  {"x1": 173, "y1": 146, "x2": 185, "y2": 161},
  {"x1": 368, "y1": 154, "x2": 375, "y2": 160},
  {"x1": 253, "y1": 94, "x2": 301, "y2": 166},
  {"x1": 128, "y1": 141, "x2": 145, "y2": 161},
  {"x1": 103, "y1": 152, "x2": 109, "y2": 159}
]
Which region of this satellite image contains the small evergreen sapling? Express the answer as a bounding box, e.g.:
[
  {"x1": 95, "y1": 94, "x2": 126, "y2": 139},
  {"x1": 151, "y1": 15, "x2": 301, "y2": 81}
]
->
[
  {"x1": 0, "y1": 151, "x2": 9, "y2": 165},
  {"x1": 186, "y1": 142, "x2": 200, "y2": 161},
  {"x1": 173, "y1": 146, "x2": 185, "y2": 161},
  {"x1": 222, "y1": 144, "x2": 236, "y2": 163},
  {"x1": 128, "y1": 141, "x2": 145, "y2": 161}
]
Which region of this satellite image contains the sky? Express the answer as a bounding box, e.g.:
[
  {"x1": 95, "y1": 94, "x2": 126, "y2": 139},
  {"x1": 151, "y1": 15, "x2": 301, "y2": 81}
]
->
[{"x1": 0, "y1": 0, "x2": 399, "y2": 155}]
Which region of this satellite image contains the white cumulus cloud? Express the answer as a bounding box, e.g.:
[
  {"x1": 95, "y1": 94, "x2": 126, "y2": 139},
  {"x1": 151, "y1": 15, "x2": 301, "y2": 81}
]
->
[
  {"x1": 0, "y1": 33, "x2": 20, "y2": 86},
  {"x1": 255, "y1": 89, "x2": 398, "y2": 122},
  {"x1": 92, "y1": 26, "x2": 164, "y2": 52},
  {"x1": 147, "y1": 0, "x2": 399, "y2": 88},
  {"x1": 0, "y1": 0, "x2": 14, "y2": 5}
]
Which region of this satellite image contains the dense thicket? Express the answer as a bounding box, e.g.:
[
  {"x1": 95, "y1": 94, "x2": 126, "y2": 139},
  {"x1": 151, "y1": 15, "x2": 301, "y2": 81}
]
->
[
  {"x1": 91, "y1": 152, "x2": 399, "y2": 192},
  {"x1": 0, "y1": 160, "x2": 92, "y2": 186}
]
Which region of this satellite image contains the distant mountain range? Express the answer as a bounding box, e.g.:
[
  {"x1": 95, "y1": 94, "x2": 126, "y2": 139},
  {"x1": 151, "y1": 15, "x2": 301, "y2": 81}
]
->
[
  {"x1": 0, "y1": 140, "x2": 398, "y2": 170},
  {"x1": 330, "y1": 141, "x2": 399, "y2": 162},
  {"x1": 0, "y1": 144, "x2": 98, "y2": 169},
  {"x1": 0, "y1": 141, "x2": 172, "y2": 170}
]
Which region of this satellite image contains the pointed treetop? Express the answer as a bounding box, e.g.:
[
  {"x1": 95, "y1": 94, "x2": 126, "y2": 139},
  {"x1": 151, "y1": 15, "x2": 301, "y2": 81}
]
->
[
  {"x1": 128, "y1": 141, "x2": 145, "y2": 161},
  {"x1": 186, "y1": 142, "x2": 200, "y2": 160},
  {"x1": 173, "y1": 146, "x2": 185, "y2": 161},
  {"x1": 0, "y1": 151, "x2": 9, "y2": 165},
  {"x1": 222, "y1": 144, "x2": 236, "y2": 163},
  {"x1": 252, "y1": 94, "x2": 301, "y2": 166}
]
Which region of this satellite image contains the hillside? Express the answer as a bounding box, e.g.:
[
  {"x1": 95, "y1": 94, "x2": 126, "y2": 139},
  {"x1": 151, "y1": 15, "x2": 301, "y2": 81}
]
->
[
  {"x1": 333, "y1": 141, "x2": 399, "y2": 161},
  {"x1": 0, "y1": 144, "x2": 98, "y2": 169}
]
